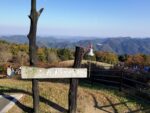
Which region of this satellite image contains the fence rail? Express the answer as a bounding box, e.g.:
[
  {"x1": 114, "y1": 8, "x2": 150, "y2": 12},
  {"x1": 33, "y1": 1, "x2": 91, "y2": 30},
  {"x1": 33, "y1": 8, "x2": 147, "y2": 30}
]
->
[
  {"x1": 92, "y1": 77, "x2": 120, "y2": 84},
  {"x1": 122, "y1": 77, "x2": 149, "y2": 87},
  {"x1": 86, "y1": 70, "x2": 150, "y2": 102}
]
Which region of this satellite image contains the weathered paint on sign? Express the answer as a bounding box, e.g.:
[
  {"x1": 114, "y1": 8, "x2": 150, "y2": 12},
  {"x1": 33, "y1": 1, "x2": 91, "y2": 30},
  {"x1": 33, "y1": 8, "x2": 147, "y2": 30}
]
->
[{"x1": 21, "y1": 66, "x2": 87, "y2": 79}]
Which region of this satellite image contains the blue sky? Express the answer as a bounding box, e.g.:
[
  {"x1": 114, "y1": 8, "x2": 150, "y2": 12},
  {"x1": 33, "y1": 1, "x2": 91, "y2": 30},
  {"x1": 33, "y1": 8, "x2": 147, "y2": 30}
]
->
[{"x1": 0, "y1": 0, "x2": 150, "y2": 37}]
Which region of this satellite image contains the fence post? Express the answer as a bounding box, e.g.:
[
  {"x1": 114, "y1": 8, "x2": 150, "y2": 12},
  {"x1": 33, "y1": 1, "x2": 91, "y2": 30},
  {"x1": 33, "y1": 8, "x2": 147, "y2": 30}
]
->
[
  {"x1": 68, "y1": 46, "x2": 84, "y2": 113},
  {"x1": 87, "y1": 61, "x2": 93, "y2": 86},
  {"x1": 119, "y1": 71, "x2": 123, "y2": 91}
]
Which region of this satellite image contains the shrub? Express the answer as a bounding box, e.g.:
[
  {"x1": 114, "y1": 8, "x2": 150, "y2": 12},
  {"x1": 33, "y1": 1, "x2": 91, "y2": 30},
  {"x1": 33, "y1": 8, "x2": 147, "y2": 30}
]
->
[
  {"x1": 57, "y1": 48, "x2": 74, "y2": 61},
  {"x1": 96, "y1": 51, "x2": 118, "y2": 64}
]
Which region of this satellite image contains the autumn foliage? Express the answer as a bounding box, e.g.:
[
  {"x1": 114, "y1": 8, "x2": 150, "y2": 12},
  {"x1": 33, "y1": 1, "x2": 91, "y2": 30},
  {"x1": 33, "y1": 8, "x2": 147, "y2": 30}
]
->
[{"x1": 0, "y1": 40, "x2": 150, "y2": 67}]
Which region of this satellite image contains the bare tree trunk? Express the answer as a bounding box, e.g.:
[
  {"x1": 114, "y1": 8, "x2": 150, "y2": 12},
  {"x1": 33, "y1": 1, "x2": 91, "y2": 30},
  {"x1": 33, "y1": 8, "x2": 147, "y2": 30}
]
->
[{"x1": 27, "y1": 0, "x2": 43, "y2": 113}]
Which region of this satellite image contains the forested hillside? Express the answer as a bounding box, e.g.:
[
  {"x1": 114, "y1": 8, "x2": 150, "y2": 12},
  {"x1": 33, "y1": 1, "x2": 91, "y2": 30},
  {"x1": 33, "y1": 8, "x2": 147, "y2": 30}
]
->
[{"x1": 0, "y1": 36, "x2": 150, "y2": 54}]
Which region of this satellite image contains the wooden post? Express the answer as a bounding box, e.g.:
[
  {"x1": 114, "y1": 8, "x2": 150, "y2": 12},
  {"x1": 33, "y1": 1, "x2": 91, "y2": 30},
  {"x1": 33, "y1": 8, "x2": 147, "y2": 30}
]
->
[
  {"x1": 27, "y1": 0, "x2": 43, "y2": 113},
  {"x1": 119, "y1": 71, "x2": 123, "y2": 91},
  {"x1": 68, "y1": 47, "x2": 84, "y2": 113}
]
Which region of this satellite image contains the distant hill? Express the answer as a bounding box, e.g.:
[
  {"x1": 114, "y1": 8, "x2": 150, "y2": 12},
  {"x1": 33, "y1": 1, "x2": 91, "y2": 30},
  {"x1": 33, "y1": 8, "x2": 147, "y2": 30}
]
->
[{"x1": 0, "y1": 35, "x2": 150, "y2": 54}]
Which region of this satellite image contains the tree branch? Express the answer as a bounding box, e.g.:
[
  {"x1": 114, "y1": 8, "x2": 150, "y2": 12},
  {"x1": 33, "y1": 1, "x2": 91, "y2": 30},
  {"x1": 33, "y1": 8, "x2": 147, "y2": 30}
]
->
[
  {"x1": 28, "y1": 15, "x2": 32, "y2": 20},
  {"x1": 38, "y1": 8, "x2": 44, "y2": 17}
]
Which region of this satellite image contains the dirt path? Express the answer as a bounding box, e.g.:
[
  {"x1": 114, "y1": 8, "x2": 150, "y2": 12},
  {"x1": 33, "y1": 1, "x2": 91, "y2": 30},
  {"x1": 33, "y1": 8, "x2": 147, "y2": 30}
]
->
[
  {"x1": 77, "y1": 89, "x2": 113, "y2": 113},
  {"x1": 84, "y1": 101, "x2": 106, "y2": 113}
]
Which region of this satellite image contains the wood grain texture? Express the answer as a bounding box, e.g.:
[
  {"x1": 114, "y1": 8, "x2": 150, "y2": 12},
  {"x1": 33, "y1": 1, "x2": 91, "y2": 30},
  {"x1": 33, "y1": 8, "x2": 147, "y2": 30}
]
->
[{"x1": 21, "y1": 66, "x2": 87, "y2": 79}]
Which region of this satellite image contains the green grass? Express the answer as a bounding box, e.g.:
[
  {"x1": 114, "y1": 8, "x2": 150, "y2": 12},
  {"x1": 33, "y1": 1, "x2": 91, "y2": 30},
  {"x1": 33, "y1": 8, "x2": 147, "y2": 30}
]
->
[{"x1": 0, "y1": 78, "x2": 149, "y2": 113}]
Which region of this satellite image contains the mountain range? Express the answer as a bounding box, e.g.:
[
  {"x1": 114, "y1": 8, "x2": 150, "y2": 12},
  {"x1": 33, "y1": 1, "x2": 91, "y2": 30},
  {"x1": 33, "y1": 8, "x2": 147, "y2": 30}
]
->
[{"x1": 0, "y1": 35, "x2": 150, "y2": 55}]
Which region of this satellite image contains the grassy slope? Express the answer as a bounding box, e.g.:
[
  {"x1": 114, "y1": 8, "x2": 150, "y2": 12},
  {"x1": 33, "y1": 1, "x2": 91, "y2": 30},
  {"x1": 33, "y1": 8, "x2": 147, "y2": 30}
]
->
[
  {"x1": 58, "y1": 60, "x2": 113, "y2": 68},
  {"x1": 0, "y1": 78, "x2": 149, "y2": 113}
]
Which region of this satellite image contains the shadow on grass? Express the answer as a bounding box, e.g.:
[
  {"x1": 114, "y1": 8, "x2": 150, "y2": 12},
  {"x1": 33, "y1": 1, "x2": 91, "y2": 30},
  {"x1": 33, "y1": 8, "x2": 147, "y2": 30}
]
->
[
  {"x1": 80, "y1": 81, "x2": 150, "y2": 113},
  {"x1": 40, "y1": 79, "x2": 70, "y2": 85},
  {"x1": 89, "y1": 92, "x2": 150, "y2": 113},
  {"x1": 0, "y1": 85, "x2": 68, "y2": 113}
]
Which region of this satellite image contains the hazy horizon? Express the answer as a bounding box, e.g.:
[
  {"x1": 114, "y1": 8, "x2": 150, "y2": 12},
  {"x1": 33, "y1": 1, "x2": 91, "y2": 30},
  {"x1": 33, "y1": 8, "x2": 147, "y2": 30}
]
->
[
  {"x1": 0, "y1": 0, "x2": 150, "y2": 37},
  {"x1": 0, "y1": 34, "x2": 150, "y2": 39}
]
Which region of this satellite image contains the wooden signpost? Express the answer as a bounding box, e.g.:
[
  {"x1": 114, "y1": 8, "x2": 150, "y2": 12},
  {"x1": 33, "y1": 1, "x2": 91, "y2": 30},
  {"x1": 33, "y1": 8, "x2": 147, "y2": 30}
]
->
[
  {"x1": 21, "y1": 46, "x2": 86, "y2": 113},
  {"x1": 27, "y1": 0, "x2": 86, "y2": 113}
]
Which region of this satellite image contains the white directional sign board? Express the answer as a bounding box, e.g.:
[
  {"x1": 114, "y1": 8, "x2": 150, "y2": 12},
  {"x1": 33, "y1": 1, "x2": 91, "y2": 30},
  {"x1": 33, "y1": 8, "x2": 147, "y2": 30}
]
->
[{"x1": 21, "y1": 66, "x2": 87, "y2": 79}]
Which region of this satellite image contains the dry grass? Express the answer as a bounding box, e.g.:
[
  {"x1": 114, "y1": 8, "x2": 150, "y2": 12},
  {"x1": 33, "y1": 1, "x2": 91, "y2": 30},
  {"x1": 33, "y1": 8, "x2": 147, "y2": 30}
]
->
[
  {"x1": 57, "y1": 60, "x2": 113, "y2": 68},
  {"x1": 0, "y1": 78, "x2": 149, "y2": 113}
]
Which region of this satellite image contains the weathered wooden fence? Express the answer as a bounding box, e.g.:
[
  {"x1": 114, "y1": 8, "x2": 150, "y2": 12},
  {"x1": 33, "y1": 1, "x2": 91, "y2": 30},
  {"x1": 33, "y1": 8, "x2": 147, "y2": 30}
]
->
[{"x1": 85, "y1": 69, "x2": 150, "y2": 103}]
